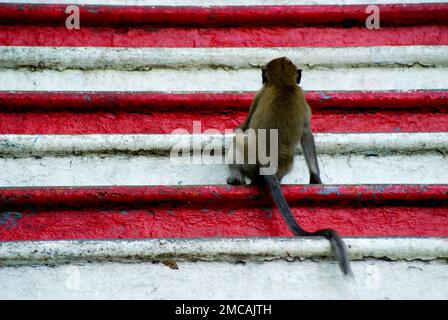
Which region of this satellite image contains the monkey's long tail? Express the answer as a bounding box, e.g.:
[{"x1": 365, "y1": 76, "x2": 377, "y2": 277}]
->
[{"x1": 263, "y1": 175, "x2": 353, "y2": 276}]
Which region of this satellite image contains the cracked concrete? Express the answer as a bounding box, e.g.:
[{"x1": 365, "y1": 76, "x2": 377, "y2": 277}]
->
[
  {"x1": 1, "y1": 237, "x2": 447, "y2": 266},
  {"x1": 2, "y1": 46, "x2": 448, "y2": 71}
]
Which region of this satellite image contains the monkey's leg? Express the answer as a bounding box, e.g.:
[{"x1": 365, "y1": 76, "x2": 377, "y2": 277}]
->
[
  {"x1": 276, "y1": 153, "x2": 294, "y2": 181},
  {"x1": 301, "y1": 124, "x2": 322, "y2": 184},
  {"x1": 226, "y1": 135, "x2": 247, "y2": 185},
  {"x1": 245, "y1": 165, "x2": 264, "y2": 185}
]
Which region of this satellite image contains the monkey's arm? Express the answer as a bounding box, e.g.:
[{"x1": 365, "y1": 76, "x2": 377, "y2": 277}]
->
[
  {"x1": 237, "y1": 93, "x2": 261, "y2": 131},
  {"x1": 301, "y1": 104, "x2": 323, "y2": 184}
]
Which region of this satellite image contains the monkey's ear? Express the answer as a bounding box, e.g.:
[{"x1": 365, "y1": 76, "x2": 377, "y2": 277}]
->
[
  {"x1": 262, "y1": 68, "x2": 267, "y2": 84},
  {"x1": 296, "y1": 69, "x2": 302, "y2": 84}
]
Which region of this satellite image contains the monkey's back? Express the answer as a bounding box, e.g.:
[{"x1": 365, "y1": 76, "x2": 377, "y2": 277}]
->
[{"x1": 249, "y1": 85, "x2": 307, "y2": 152}]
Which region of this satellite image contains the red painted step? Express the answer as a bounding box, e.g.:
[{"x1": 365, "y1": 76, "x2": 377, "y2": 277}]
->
[
  {"x1": 1, "y1": 3, "x2": 447, "y2": 27},
  {"x1": 0, "y1": 91, "x2": 446, "y2": 134},
  {"x1": 2, "y1": 25, "x2": 447, "y2": 47},
  {"x1": 0, "y1": 185, "x2": 447, "y2": 241},
  {"x1": 0, "y1": 4, "x2": 447, "y2": 47}
]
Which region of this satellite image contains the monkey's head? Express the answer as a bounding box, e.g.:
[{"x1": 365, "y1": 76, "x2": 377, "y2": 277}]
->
[{"x1": 262, "y1": 57, "x2": 301, "y2": 86}]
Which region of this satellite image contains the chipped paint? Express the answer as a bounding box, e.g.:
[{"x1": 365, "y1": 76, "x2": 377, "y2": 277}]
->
[
  {"x1": 2, "y1": 46, "x2": 448, "y2": 70},
  {"x1": 0, "y1": 185, "x2": 446, "y2": 240},
  {"x1": 0, "y1": 237, "x2": 447, "y2": 266},
  {"x1": 318, "y1": 185, "x2": 341, "y2": 196},
  {"x1": 2, "y1": 0, "x2": 447, "y2": 5},
  {"x1": 0, "y1": 212, "x2": 22, "y2": 230},
  {"x1": 0, "y1": 0, "x2": 447, "y2": 300},
  {"x1": 0, "y1": 3, "x2": 447, "y2": 28},
  {"x1": 319, "y1": 91, "x2": 332, "y2": 100},
  {"x1": 1, "y1": 259, "x2": 448, "y2": 299},
  {"x1": 0, "y1": 91, "x2": 447, "y2": 134},
  {"x1": 1, "y1": 25, "x2": 448, "y2": 48},
  {"x1": 2, "y1": 68, "x2": 448, "y2": 92},
  {"x1": 1, "y1": 91, "x2": 446, "y2": 113},
  {"x1": 0, "y1": 133, "x2": 446, "y2": 157}
]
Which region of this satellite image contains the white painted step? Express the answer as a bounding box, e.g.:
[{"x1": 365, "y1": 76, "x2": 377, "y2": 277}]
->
[
  {"x1": 2, "y1": 237, "x2": 447, "y2": 265},
  {"x1": 3, "y1": 153, "x2": 446, "y2": 186},
  {"x1": 1, "y1": 238, "x2": 447, "y2": 299},
  {"x1": 2, "y1": 46, "x2": 447, "y2": 70},
  {"x1": 2, "y1": 133, "x2": 446, "y2": 156},
  {"x1": 1, "y1": 45, "x2": 448, "y2": 92},
  {"x1": 2, "y1": 260, "x2": 448, "y2": 299},
  {"x1": 2, "y1": 68, "x2": 447, "y2": 92},
  {"x1": 0, "y1": 133, "x2": 446, "y2": 186}
]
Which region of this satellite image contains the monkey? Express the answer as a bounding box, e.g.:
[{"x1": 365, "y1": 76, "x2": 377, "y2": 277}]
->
[{"x1": 227, "y1": 57, "x2": 352, "y2": 276}]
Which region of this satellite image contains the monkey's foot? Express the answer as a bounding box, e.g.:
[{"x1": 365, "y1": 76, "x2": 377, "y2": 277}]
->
[
  {"x1": 249, "y1": 176, "x2": 265, "y2": 186},
  {"x1": 227, "y1": 176, "x2": 246, "y2": 185}
]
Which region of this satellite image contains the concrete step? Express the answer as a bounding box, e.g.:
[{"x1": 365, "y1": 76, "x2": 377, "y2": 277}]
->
[
  {"x1": 2, "y1": 258, "x2": 448, "y2": 299},
  {"x1": 0, "y1": 0, "x2": 447, "y2": 300},
  {"x1": 0, "y1": 237, "x2": 447, "y2": 299},
  {"x1": 3, "y1": 46, "x2": 448, "y2": 70},
  {"x1": 1, "y1": 90, "x2": 447, "y2": 134},
  {"x1": 0, "y1": 133, "x2": 447, "y2": 186},
  {"x1": 1, "y1": 1, "x2": 447, "y2": 48},
  {"x1": 1, "y1": 45, "x2": 447, "y2": 92},
  {"x1": 1, "y1": 46, "x2": 447, "y2": 134},
  {"x1": 1, "y1": 0, "x2": 447, "y2": 29},
  {"x1": 1, "y1": 184, "x2": 446, "y2": 240}
]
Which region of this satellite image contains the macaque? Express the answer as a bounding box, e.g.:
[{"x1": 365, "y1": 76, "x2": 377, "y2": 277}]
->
[{"x1": 227, "y1": 57, "x2": 352, "y2": 276}]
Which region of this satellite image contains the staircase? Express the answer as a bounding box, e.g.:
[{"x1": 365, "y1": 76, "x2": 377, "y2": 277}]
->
[{"x1": 0, "y1": 0, "x2": 447, "y2": 299}]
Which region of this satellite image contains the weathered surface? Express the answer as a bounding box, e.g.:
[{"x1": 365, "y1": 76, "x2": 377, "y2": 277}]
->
[
  {"x1": 1, "y1": 91, "x2": 446, "y2": 134},
  {"x1": 2, "y1": 68, "x2": 448, "y2": 92},
  {"x1": 1, "y1": 238, "x2": 447, "y2": 266},
  {"x1": 2, "y1": 46, "x2": 448, "y2": 70},
  {"x1": 0, "y1": 152, "x2": 446, "y2": 186},
  {"x1": 0, "y1": 186, "x2": 447, "y2": 240},
  {"x1": 1, "y1": 259, "x2": 447, "y2": 299},
  {"x1": 0, "y1": 0, "x2": 447, "y2": 300},
  {"x1": 1, "y1": 133, "x2": 447, "y2": 156}
]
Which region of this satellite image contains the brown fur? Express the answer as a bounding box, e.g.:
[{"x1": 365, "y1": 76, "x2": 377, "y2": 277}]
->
[
  {"x1": 229, "y1": 56, "x2": 313, "y2": 183},
  {"x1": 227, "y1": 57, "x2": 352, "y2": 276}
]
